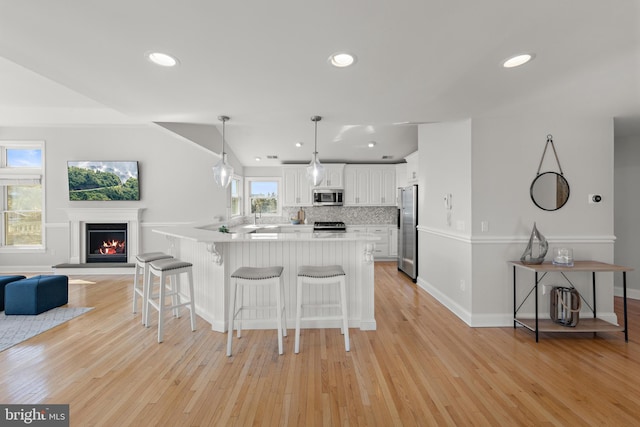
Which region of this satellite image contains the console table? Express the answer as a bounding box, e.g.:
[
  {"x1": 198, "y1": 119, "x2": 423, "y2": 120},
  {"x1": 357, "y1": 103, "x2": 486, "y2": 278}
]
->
[{"x1": 510, "y1": 260, "x2": 632, "y2": 342}]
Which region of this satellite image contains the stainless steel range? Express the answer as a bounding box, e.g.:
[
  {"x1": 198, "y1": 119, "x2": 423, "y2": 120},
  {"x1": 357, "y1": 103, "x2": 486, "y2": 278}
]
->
[{"x1": 313, "y1": 221, "x2": 346, "y2": 233}]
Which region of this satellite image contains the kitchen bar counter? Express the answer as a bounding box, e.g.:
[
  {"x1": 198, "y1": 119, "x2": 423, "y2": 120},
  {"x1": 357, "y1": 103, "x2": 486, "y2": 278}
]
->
[
  {"x1": 153, "y1": 226, "x2": 379, "y2": 333},
  {"x1": 155, "y1": 225, "x2": 379, "y2": 242}
]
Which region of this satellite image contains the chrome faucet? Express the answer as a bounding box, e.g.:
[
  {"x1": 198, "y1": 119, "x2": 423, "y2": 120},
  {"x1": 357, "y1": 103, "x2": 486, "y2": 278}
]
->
[{"x1": 253, "y1": 211, "x2": 261, "y2": 225}]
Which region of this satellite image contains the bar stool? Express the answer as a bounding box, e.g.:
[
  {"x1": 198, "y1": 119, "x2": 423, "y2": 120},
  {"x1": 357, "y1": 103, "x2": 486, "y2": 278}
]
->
[
  {"x1": 145, "y1": 258, "x2": 196, "y2": 343},
  {"x1": 295, "y1": 265, "x2": 349, "y2": 353},
  {"x1": 227, "y1": 266, "x2": 287, "y2": 356},
  {"x1": 132, "y1": 252, "x2": 173, "y2": 324}
]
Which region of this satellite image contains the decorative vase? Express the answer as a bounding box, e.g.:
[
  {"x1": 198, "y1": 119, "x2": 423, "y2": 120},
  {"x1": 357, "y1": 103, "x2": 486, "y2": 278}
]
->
[
  {"x1": 520, "y1": 222, "x2": 548, "y2": 264},
  {"x1": 552, "y1": 247, "x2": 574, "y2": 266}
]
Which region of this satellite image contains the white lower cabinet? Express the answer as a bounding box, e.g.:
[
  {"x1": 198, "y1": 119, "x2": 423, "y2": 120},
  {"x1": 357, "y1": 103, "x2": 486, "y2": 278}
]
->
[
  {"x1": 367, "y1": 226, "x2": 389, "y2": 258},
  {"x1": 389, "y1": 227, "x2": 398, "y2": 257},
  {"x1": 348, "y1": 225, "x2": 394, "y2": 260}
]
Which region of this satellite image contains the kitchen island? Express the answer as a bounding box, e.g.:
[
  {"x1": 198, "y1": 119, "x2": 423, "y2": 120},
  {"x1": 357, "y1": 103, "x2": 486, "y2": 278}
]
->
[{"x1": 152, "y1": 225, "x2": 379, "y2": 333}]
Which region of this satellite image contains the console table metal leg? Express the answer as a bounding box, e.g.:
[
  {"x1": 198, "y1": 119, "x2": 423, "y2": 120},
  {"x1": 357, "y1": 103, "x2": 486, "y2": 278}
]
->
[
  {"x1": 623, "y1": 272, "x2": 628, "y2": 342},
  {"x1": 513, "y1": 266, "x2": 517, "y2": 329},
  {"x1": 592, "y1": 272, "x2": 597, "y2": 338},
  {"x1": 592, "y1": 272, "x2": 597, "y2": 318},
  {"x1": 535, "y1": 272, "x2": 539, "y2": 342}
]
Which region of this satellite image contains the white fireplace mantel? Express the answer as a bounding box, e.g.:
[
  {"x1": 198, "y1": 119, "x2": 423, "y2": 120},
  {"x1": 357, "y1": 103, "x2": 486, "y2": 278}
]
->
[{"x1": 64, "y1": 207, "x2": 144, "y2": 264}]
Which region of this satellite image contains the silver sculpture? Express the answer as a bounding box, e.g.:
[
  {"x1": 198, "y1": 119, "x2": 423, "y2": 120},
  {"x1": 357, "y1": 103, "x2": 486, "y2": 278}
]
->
[{"x1": 520, "y1": 222, "x2": 548, "y2": 264}]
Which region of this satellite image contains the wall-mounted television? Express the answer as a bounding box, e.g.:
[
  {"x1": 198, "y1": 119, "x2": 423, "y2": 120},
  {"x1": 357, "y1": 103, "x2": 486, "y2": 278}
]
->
[{"x1": 67, "y1": 161, "x2": 140, "y2": 201}]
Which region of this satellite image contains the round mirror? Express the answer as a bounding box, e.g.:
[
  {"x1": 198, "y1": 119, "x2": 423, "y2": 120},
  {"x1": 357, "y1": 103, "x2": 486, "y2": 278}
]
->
[{"x1": 530, "y1": 172, "x2": 570, "y2": 211}]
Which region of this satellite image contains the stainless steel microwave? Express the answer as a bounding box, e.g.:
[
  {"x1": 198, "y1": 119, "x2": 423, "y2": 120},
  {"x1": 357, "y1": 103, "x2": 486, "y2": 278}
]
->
[{"x1": 312, "y1": 189, "x2": 344, "y2": 206}]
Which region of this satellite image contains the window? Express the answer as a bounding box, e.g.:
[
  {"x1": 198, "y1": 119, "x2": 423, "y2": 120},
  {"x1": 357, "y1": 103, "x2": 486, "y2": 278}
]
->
[
  {"x1": 230, "y1": 176, "x2": 242, "y2": 217},
  {"x1": 0, "y1": 142, "x2": 45, "y2": 250},
  {"x1": 246, "y1": 178, "x2": 280, "y2": 216}
]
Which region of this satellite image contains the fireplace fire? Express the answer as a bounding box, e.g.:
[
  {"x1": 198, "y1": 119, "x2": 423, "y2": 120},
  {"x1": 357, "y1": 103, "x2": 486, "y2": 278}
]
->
[
  {"x1": 86, "y1": 223, "x2": 128, "y2": 263},
  {"x1": 99, "y1": 239, "x2": 125, "y2": 255}
]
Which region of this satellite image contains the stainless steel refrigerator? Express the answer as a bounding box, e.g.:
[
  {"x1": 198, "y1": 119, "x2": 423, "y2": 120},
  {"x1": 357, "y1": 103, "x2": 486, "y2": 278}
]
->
[{"x1": 398, "y1": 185, "x2": 418, "y2": 281}]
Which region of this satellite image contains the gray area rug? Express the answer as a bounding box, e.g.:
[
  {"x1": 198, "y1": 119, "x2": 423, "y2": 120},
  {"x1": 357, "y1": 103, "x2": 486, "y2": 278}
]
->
[{"x1": 0, "y1": 307, "x2": 93, "y2": 352}]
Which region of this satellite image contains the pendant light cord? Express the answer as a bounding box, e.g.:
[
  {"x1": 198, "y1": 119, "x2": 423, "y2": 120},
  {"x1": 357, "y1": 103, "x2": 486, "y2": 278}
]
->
[
  {"x1": 313, "y1": 119, "x2": 318, "y2": 157},
  {"x1": 218, "y1": 115, "x2": 229, "y2": 158},
  {"x1": 222, "y1": 120, "x2": 225, "y2": 155},
  {"x1": 311, "y1": 115, "x2": 321, "y2": 158}
]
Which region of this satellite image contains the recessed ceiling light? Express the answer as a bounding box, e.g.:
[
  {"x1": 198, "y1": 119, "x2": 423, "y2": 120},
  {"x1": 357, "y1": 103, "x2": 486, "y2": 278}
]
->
[
  {"x1": 146, "y1": 51, "x2": 179, "y2": 67},
  {"x1": 502, "y1": 53, "x2": 534, "y2": 68},
  {"x1": 255, "y1": 157, "x2": 261, "y2": 161},
  {"x1": 368, "y1": 141, "x2": 376, "y2": 148},
  {"x1": 295, "y1": 142, "x2": 303, "y2": 148},
  {"x1": 329, "y1": 52, "x2": 357, "y2": 68}
]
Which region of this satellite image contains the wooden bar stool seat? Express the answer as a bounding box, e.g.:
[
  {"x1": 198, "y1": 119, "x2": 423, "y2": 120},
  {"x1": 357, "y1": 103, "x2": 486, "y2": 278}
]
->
[
  {"x1": 295, "y1": 265, "x2": 349, "y2": 353},
  {"x1": 227, "y1": 266, "x2": 287, "y2": 356}
]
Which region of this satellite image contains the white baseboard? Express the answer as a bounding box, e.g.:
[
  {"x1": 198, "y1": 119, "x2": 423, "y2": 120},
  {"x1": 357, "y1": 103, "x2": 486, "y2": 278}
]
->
[
  {"x1": 417, "y1": 277, "x2": 622, "y2": 327},
  {"x1": 52, "y1": 267, "x2": 134, "y2": 275},
  {"x1": 1, "y1": 265, "x2": 137, "y2": 276},
  {"x1": 416, "y1": 277, "x2": 473, "y2": 326},
  {"x1": 214, "y1": 318, "x2": 371, "y2": 334},
  {"x1": 615, "y1": 286, "x2": 640, "y2": 300},
  {"x1": 0, "y1": 266, "x2": 53, "y2": 274}
]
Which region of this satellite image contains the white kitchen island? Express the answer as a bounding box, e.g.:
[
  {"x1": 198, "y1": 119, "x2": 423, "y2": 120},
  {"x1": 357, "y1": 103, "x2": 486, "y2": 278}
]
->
[{"x1": 152, "y1": 226, "x2": 379, "y2": 333}]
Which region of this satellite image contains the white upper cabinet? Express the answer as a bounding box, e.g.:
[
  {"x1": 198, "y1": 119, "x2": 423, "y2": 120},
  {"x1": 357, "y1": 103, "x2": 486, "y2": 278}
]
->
[
  {"x1": 370, "y1": 166, "x2": 396, "y2": 205},
  {"x1": 344, "y1": 166, "x2": 368, "y2": 205},
  {"x1": 405, "y1": 151, "x2": 419, "y2": 184},
  {"x1": 317, "y1": 163, "x2": 345, "y2": 188},
  {"x1": 344, "y1": 165, "x2": 396, "y2": 206},
  {"x1": 282, "y1": 166, "x2": 312, "y2": 206},
  {"x1": 344, "y1": 167, "x2": 357, "y2": 205}
]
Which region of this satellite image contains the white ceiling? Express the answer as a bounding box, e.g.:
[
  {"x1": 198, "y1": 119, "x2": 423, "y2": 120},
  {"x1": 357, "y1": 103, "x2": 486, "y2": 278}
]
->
[{"x1": 0, "y1": 1, "x2": 638, "y2": 165}]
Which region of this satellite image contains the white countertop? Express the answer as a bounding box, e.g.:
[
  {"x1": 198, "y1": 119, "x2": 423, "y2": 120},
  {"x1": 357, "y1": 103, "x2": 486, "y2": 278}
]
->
[{"x1": 152, "y1": 225, "x2": 380, "y2": 243}]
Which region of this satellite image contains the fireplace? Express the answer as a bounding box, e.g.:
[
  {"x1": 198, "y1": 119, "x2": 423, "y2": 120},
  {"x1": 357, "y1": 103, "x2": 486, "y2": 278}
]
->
[
  {"x1": 85, "y1": 223, "x2": 128, "y2": 263},
  {"x1": 65, "y1": 208, "x2": 142, "y2": 265}
]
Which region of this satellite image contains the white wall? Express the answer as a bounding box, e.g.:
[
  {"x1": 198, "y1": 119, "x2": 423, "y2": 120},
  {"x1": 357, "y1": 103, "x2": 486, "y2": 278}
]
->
[
  {"x1": 471, "y1": 116, "x2": 614, "y2": 237},
  {"x1": 614, "y1": 134, "x2": 640, "y2": 298},
  {"x1": 0, "y1": 124, "x2": 229, "y2": 270},
  {"x1": 243, "y1": 166, "x2": 282, "y2": 177},
  {"x1": 418, "y1": 120, "x2": 473, "y2": 319},
  {"x1": 155, "y1": 122, "x2": 244, "y2": 176},
  {"x1": 417, "y1": 116, "x2": 617, "y2": 326}
]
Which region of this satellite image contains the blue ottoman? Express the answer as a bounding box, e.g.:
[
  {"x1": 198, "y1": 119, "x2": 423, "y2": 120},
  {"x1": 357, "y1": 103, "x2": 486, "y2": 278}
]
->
[
  {"x1": 4, "y1": 275, "x2": 69, "y2": 315},
  {"x1": 0, "y1": 275, "x2": 26, "y2": 311}
]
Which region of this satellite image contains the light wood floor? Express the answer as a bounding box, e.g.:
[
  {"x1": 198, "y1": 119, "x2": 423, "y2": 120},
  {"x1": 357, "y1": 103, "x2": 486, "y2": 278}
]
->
[{"x1": 1, "y1": 262, "x2": 639, "y2": 426}]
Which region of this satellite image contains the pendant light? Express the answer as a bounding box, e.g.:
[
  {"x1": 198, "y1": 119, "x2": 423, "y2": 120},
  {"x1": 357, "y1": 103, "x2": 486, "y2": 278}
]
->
[
  {"x1": 213, "y1": 115, "x2": 234, "y2": 188},
  {"x1": 306, "y1": 115, "x2": 326, "y2": 186}
]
